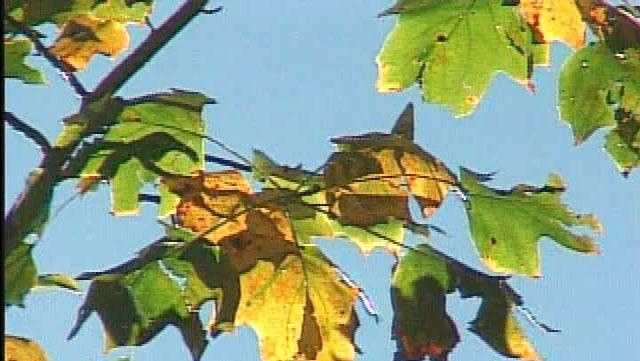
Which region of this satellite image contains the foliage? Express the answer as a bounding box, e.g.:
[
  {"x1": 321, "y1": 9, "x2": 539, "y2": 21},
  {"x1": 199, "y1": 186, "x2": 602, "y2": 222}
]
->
[
  {"x1": 4, "y1": 1, "x2": 637, "y2": 361},
  {"x1": 4, "y1": 335, "x2": 49, "y2": 361},
  {"x1": 377, "y1": 0, "x2": 640, "y2": 174}
]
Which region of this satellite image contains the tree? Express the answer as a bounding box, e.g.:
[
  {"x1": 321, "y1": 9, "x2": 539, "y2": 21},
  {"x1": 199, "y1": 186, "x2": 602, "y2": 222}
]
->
[{"x1": 4, "y1": 1, "x2": 639, "y2": 361}]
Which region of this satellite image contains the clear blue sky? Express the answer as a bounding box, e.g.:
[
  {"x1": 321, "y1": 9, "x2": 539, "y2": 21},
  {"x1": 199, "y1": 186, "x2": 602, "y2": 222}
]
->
[{"x1": 5, "y1": 2, "x2": 640, "y2": 361}]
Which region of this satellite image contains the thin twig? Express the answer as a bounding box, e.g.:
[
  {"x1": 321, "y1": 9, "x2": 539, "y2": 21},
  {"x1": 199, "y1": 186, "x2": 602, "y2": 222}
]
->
[
  {"x1": 4, "y1": 112, "x2": 51, "y2": 153},
  {"x1": 5, "y1": 16, "x2": 88, "y2": 97},
  {"x1": 205, "y1": 154, "x2": 252, "y2": 172}
]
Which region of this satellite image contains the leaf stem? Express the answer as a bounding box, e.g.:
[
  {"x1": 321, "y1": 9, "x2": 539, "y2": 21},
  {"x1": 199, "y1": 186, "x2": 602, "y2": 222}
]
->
[{"x1": 205, "y1": 155, "x2": 252, "y2": 172}]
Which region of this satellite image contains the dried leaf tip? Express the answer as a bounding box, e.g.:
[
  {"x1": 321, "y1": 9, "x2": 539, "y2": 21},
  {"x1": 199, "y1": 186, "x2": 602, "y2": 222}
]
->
[{"x1": 391, "y1": 103, "x2": 415, "y2": 140}]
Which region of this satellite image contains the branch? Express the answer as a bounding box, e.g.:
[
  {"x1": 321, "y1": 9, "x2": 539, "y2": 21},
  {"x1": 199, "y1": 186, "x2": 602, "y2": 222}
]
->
[
  {"x1": 85, "y1": 0, "x2": 210, "y2": 104},
  {"x1": 4, "y1": 112, "x2": 52, "y2": 153},
  {"x1": 5, "y1": 16, "x2": 88, "y2": 97},
  {"x1": 4, "y1": 0, "x2": 211, "y2": 254}
]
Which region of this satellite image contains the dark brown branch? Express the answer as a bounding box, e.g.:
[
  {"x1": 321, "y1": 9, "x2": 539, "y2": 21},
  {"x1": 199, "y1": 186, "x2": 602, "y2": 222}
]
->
[
  {"x1": 5, "y1": 16, "x2": 88, "y2": 97},
  {"x1": 86, "y1": 0, "x2": 210, "y2": 104},
  {"x1": 4, "y1": 112, "x2": 51, "y2": 153}
]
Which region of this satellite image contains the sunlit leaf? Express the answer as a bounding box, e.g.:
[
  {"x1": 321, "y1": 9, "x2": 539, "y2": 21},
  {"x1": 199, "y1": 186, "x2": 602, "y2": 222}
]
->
[
  {"x1": 327, "y1": 103, "x2": 456, "y2": 224},
  {"x1": 4, "y1": 335, "x2": 49, "y2": 361},
  {"x1": 50, "y1": 14, "x2": 129, "y2": 71},
  {"x1": 5, "y1": 241, "x2": 37, "y2": 306},
  {"x1": 376, "y1": 1, "x2": 542, "y2": 116},
  {"x1": 69, "y1": 238, "x2": 227, "y2": 361},
  {"x1": 6, "y1": 1, "x2": 153, "y2": 70},
  {"x1": 519, "y1": 0, "x2": 586, "y2": 49},
  {"x1": 4, "y1": 37, "x2": 44, "y2": 84},
  {"x1": 67, "y1": 90, "x2": 212, "y2": 216},
  {"x1": 211, "y1": 246, "x2": 360, "y2": 361},
  {"x1": 559, "y1": 43, "x2": 640, "y2": 174},
  {"x1": 393, "y1": 244, "x2": 541, "y2": 361},
  {"x1": 460, "y1": 168, "x2": 601, "y2": 277},
  {"x1": 6, "y1": 0, "x2": 153, "y2": 27}
]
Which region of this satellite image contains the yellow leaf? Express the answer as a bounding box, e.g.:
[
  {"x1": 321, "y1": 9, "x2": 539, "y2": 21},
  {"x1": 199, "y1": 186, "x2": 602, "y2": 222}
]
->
[
  {"x1": 4, "y1": 335, "x2": 49, "y2": 361},
  {"x1": 519, "y1": 0, "x2": 586, "y2": 49},
  {"x1": 50, "y1": 14, "x2": 129, "y2": 71},
  {"x1": 213, "y1": 247, "x2": 360, "y2": 361}
]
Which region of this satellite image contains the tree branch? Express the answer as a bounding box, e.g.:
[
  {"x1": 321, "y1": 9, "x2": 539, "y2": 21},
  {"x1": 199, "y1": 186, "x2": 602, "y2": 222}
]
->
[
  {"x1": 4, "y1": 0, "x2": 211, "y2": 254},
  {"x1": 4, "y1": 112, "x2": 52, "y2": 153},
  {"x1": 5, "y1": 16, "x2": 88, "y2": 97},
  {"x1": 85, "y1": 0, "x2": 210, "y2": 104}
]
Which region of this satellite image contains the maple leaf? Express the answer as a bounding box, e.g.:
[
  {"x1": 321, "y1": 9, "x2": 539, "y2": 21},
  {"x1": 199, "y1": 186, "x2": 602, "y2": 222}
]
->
[
  {"x1": 4, "y1": 37, "x2": 45, "y2": 84},
  {"x1": 65, "y1": 90, "x2": 213, "y2": 216},
  {"x1": 519, "y1": 0, "x2": 586, "y2": 49},
  {"x1": 6, "y1": 0, "x2": 153, "y2": 27},
  {"x1": 460, "y1": 168, "x2": 601, "y2": 277},
  {"x1": 376, "y1": 1, "x2": 546, "y2": 116},
  {"x1": 4, "y1": 335, "x2": 49, "y2": 361},
  {"x1": 211, "y1": 246, "x2": 360, "y2": 361},
  {"x1": 559, "y1": 43, "x2": 640, "y2": 174},
  {"x1": 50, "y1": 14, "x2": 130, "y2": 71},
  {"x1": 327, "y1": 103, "x2": 456, "y2": 224},
  {"x1": 393, "y1": 244, "x2": 542, "y2": 361},
  {"x1": 6, "y1": 1, "x2": 153, "y2": 70},
  {"x1": 162, "y1": 171, "x2": 300, "y2": 269},
  {"x1": 69, "y1": 236, "x2": 228, "y2": 361}
]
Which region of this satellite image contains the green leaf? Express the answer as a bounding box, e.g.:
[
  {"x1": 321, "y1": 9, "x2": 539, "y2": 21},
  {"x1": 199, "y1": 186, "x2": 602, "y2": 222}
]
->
[
  {"x1": 376, "y1": 0, "x2": 542, "y2": 116},
  {"x1": 69, "y1": 90, "x2": 213, "y2": 216},
  {"x1": 7, "y1": 0, "x2": 153, "y2": 27},
  {"x1": 460, "y1": 168, "x2": 601, "y2": 277},
  {"x1": 4, "y1": 38, "x2": 44, "y2": 84},
  {"x1": 5, "y1": 241, "x2": 37, "y2": 306},
  {"x1": 392, "y1": 244, "x2": 542, "y2": 361},
  {"x1": 559, "y1": 43, "x2": 640, "y2": 174},
  {"x1": 69, "y1": 239, "x2": 229, "y2": 361}
]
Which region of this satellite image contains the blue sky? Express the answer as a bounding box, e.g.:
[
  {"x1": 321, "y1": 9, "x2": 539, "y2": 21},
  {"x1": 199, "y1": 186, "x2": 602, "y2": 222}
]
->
[{"x1": 5, "y1": 2, "x2": 640, "y2": 361}]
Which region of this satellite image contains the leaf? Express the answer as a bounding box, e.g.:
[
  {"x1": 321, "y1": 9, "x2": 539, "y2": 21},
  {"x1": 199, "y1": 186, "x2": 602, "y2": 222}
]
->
[
  {"x1": 5, "y1": 241, "x2": 37, "y2": 306},
  {"x1": 518, "y1": 0, "x2": 586, "y2": 49},
  {"x1": 7, "y1": 0, "x2": 153, "y2": 27},
  {"x1": 328, "y1": 103, "x2": 456, "y2": 222},
  {"x1": 251, "y1": 106, "x2": 455, "y2": 254},
  {"x1": 460, "y1": 168, "x2": 601, "y2": 277},
  {"x1": 163, "y1": 172, "x2": 299, "y2": 260},
  {"x1": 4, "y1": 335, "x2": 49, "y2": 361},
  {"x1": 211, "y1": 246, "x2": 360, "y2": 361},
  {"x1": 559, "y1": 43, "x2": 640, "y2": 173},
  {"x1": 50, "y1": 14, "x2": 129, "y2": 71},
  {"x1": 4, "y1": 37, "x2": 45, "y2": 84},
  {"x1": 37, "y1": 273, "x2": 81, "y2": 292},
  {"x1": 68, "y1": 90, "x2": 213, "y2": 216},
  {"x1": 69, "y1": 238, "x2": 228, "y2": 361},
  {"x1": 376, "y1": 1, "x2": 542, "y2": 116},
  {"x1": 392, "y1": 244, "x2": 541, "y2": 361},
  {"x1": 7, "y1": 1, "x2": 153, "y2": 69}
]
